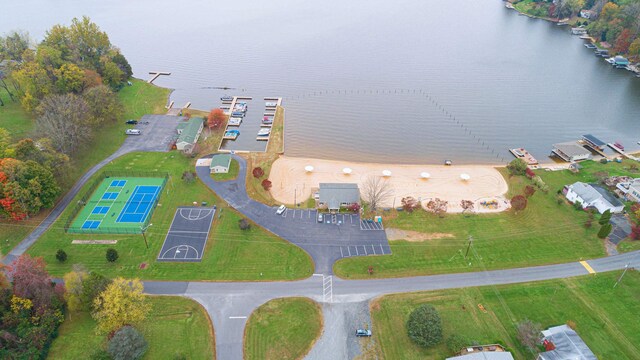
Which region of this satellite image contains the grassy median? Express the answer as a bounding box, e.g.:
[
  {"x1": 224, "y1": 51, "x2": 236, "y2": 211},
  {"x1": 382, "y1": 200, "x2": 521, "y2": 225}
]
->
[{"x1": 244, "y1": 297, "x2": 322, "y2": 360}]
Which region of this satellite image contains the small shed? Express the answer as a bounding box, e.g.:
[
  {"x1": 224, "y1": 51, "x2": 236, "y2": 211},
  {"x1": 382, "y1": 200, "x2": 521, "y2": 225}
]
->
[
  {"x1": 318, "y1": 183, "x2": 360, "y2": 211},
  {"x1": 210, "y1": 154, "x2": 232, "y2": 174}
]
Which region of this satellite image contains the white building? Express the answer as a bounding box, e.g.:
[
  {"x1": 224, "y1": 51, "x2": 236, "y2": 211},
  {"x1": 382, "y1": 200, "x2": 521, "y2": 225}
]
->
[
  {"x1": 564, "y1": 182, "x2": 624, "y2": 214},
  {"x1": 538, "y1": 325, "x2": 597, "y2": 360},
  {"x1": 616, "y1": 178, "x2": 640, "y2": 202}
]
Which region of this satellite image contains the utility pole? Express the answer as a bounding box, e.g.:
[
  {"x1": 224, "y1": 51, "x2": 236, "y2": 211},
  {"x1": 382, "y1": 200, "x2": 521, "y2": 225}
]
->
[
  {"x1": 140, "y1": 223, "x2": 153, "y2": 249},
  {"x1": 464, "y1": 235, "x2": 473, "y2": 259},
  {"x1": 614, "y1": 263, "x2": 630, "y2": 288}
]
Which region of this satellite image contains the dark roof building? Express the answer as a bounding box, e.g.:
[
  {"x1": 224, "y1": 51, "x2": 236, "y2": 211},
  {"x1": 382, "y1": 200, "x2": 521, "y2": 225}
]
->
[
  {"x1": 582, "y1": 134, "x2": 606, "y2": 150},
  {"x1": 318, "y1": 183, "x2": 360, "y2": 211}
]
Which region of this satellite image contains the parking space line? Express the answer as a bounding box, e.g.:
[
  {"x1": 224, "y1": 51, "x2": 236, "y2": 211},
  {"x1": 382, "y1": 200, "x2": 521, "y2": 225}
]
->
[
  {"x1": 364, "y1": 246, "x2": 368, "y2": 255},
  {"x1": 340, "y1": 247, "x2": 344, "y2": 257},
  {"x1": 380, "y1": 244, "x2": 384, "y2": 254},
  {"x1": 348, "y1": 247, "x2": 351, "y2": 256},
  {"x1": 372, "y1": 244, "x2": 376, "y2": 255},
  {"x1": 355, "y1": 246, "x2": 359, "y2": 255}
]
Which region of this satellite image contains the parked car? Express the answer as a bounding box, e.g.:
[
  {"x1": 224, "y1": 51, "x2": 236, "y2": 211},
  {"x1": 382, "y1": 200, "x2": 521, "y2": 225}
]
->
[
  {"x1": 355, "y1": 329, "x2": 372, "y2": 337},
  {"x1": 276, "y1": 205, "x2": 286, "y2": 215},
  {"x1": 125, "y1": 129, "x2": 141, "y2": 135},
  {"x1": 125, "y1": 119, "x2": 138, "y2": 124},
  {"x1": 317, "y1": 213, "x2": 323, "y2": 223},
  {"x1": 221, "y1": 96, "x2": 233, "y2": 101}
]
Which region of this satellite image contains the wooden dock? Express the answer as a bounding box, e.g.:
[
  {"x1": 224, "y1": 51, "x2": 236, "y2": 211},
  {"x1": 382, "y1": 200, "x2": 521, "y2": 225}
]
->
[
  {"x1": 509, "y1": 148, "x2": 538, "y2": 166},
  {"x1": 607, "y1": 143, "x2": 639, "y2": 161},
  {"x1": 147, "y1": 71, "x2": 171, "y2": 84}
]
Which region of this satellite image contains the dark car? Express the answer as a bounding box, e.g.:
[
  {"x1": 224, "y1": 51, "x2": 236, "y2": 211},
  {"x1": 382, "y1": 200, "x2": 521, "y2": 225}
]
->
[
  {"x1": 125, "y1": 119, "x2": 138, "y2": 124},
  {"x1": 355, "y1": 329, "x2": 371, "y2": 337}
]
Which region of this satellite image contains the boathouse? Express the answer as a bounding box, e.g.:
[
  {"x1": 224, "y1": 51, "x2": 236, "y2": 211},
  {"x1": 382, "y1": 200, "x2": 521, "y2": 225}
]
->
[
  {"x1": 176, "y1": 117, "x2": 204, "y2": 153},
  {"x1": 613, "y1": 55, "x2": 630, "y2": 66},
  {"x1": 581, "y1": 134, "x2": 606, "y2": 151},
  {"x1": 538, "y1": 325, "x2": 597, "y2": 360},
  {"x1": 551, "y1": 143, "x2": 591, "y2": 162},
  {"x1": 564, "y1": 182, "x2": 624, "y2": 214},
  {"x1": 209, "y1": 154, "x2": 232, "y2": 174},
  {"x1": 317, "y1": 183, "x2": 360, "y2": 212}
]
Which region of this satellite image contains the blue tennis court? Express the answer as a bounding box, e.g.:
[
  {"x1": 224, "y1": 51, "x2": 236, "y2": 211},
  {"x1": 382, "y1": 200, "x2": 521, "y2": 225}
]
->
[
  {"x1": 110, "y1": 180, "x2": 127, "y2": 187},
  {"x1": 91, "y1": 206, "x2": 110, "y2": 215},
  {"x1": 102, "y1": 192, "x2": 119, "y2": 200},
  {"x1": 116, "y1": 185, "x2": 161, "y2": 223},
  {"x1": 82, "y1": 220, "x2": 101, "y2": 229}
]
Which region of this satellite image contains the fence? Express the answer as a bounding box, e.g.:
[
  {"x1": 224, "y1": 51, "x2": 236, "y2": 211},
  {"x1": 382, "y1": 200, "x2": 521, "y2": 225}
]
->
[{"x1": 64, "y1": 171, "x2": 169, "y2": 234}]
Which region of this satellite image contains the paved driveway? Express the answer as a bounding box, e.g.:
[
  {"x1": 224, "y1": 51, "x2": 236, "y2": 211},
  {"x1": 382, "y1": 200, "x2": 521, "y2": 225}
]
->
[
  {"x1": 123, "y1": 114, "x2": 184, "y2": 152},
  {"x1": 196, "y1": 154, "x2": 391, "y2": 274}
]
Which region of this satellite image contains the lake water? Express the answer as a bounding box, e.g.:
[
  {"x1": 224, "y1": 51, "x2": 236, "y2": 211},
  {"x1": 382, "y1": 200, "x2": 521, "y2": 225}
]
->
[{"x1": 3, "y1": 0, "x2": 640, "y2": 164}]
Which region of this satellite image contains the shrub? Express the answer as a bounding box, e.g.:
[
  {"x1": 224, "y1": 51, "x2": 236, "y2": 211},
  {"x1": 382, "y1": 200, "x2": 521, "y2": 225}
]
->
[
  {"x1": 631, "y1": 224, "x2": 640, "y2": 240},
  {"x1": 406, "y1": 304, "x2": 443, "y2": 348},
  {"x1": 525, "y1": 167, "x2": 535, "y2": 179},
  {"x1": 106, "y1": 248, "x2": 119, "y2": 262},
  {"x1": 510, "y1": 195, "x2": 527, "y2": 212},
  {"x1": 238, "y1": 218, "x2": 251, "y2": 230},
  {"x1": 346, "y1": 203, "x2": 361, "y2": 212},
  {"x1": 532, "y1": 176, "x2": 549, "y2": 193},
  {"x1": 507, "y1": 158, "x2": 528, "y2": 176},
  {"x1": 252, "y1": 167, "x2": 264, "y2": 178},
  {"x1": 597, "y1": 223, "x2": 612, "y2": 239},
  {"x1": 181, "y1": 171, "x2": 196, "y2": 183},
  {"x1": 261, "y1": 179, "x2": 272, "y2": 191},
  {"x1": 401, "y1": 196, "x2": 420, "y2": 213},
  {"x1": 599, "y1": 209, "x2": 611, "y2": 225},
  {"x1": 55, "y1": 249, "x2": 67, "y2": 263},
  {"x1": 107, "y1": 326, "x2": 148, "y2": 360},
  {"x1": 573, "y1": 201, "x2": 583, "y2": 211},
  {"x1": 524, "y1": 185, "x2": 536, "y2": 198},
  {"x1": 446, "y1": 334, "x2": 468, "y2": 353}
]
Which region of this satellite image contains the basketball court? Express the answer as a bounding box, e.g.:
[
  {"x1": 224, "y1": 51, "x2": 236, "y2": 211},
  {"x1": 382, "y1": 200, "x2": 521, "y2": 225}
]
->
[{"x1": 157, "y1": 206, "x2": 216, "y2": 262}]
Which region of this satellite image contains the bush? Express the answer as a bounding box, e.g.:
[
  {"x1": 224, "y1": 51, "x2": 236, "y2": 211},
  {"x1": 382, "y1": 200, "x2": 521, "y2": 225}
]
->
[
  {"x1": 107, "y1": 326, "x2": 148, "y2": 360},
  {"x1": 510, "y1": 195, "x2": 527, "y2": 212},
  {"x1": 55, "y1": 249, "x2": 67, "y2": 263},
  {"x1": 524, "y1": 185, "x2": 536, "y2": 198},
  {"x1": 597, "y1": 223, "x2": 612, "y2": 239},
  {"x1": 507, "y1": 158, "x2": 528, "y2": 176},
  {"x1": 573, "y1": 201, "x2": 583, "y2": 211},
  {"x1": 446, "y1": 334, "x2": 468, "y2": 353},
  {"x1": 252, "y1": 167, "x2": 264, "y2": 178},
  {"x1": 106, "y1": 248, "x2": 119, "y2": 262},
  {"x1": 401, "y1": 196, "x2": 421, "y2": 213},
  {"x1": 261, "y1": 179, "x2": 272, "y2": 191},
  {"x1": 599, "y1": 209, "x2": 611, "y2": 225},
  {"x1": 346, "y1": 203, "x2": 361, "y2": 212},
  {"x1": 90, "y1": 349, "x2": 112, "y2": 360},
  {"x1": 532, "y1": 176, "x2": 549, "y2": 193},
  {"x1": 181, "y1": 171, "x2": 196, "y2": 183},
  {"x1": 516, "y1": 319, "x2": 541, "y2": 352},
  {"x1": 406, "y1": 304, "x2": 443, "y2": 348},
  {"x1": 238, "y1": 218, "x2": 251, "y2": 230}
]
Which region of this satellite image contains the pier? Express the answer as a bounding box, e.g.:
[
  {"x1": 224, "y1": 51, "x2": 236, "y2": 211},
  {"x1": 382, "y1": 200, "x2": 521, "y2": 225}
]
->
[
  {"x1": 218, "y1": 96, "x2": 282, "y2": 153},
  {"x1": 607, "y1": 143, "x2": 639, "y2": 161},
  {"x1": 147, "y1": 71, "x2": 171, "y2": 84}
]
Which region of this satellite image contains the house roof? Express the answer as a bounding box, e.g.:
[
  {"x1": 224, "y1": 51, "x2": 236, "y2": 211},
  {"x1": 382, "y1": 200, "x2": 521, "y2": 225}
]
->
[
  {"x1": 446, "y1": 353, "x2": 514, "y2": 360},
  {"x1": 210, "y1": 154, "x2": 231, "y2": 169},
  {"x1": 582, "y1": 134, "x2": 605, "y2": 147},
  {"x1": 568, "y1": 182, "x2": 623, "y2": 208},
  {"x1": 318, "y1": 183, "x2": 360, "y2": 209},
  {"x1": 177, "y1": 117, "x2": 203, "y2": 144},
  {"x1": 538, "y1": 325, "x2": 597, "y2": 360},
  {"x1": 553, "y1": 143, "x2": 590, "y2": 159}
]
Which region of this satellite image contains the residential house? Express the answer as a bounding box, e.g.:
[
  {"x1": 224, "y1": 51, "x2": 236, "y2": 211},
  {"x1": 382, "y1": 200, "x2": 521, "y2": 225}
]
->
[
  {"x1": 579, "y1": 9, "x2": 596, "y2": 19},
  {"x1": 447, "y1": 344, "x2": 514, "y2": 360},
  {"x1": 551, "y1": 143, "x2": 591, "y2": 162},
  {"x1": 317, "y1": 183, "x2": 360, "y2": 212},
  {"x1": 616, "y1": 178, "x2": 640, "y2": 202},
  {"x1": 537, "y1": 325, "x2": 597, "y2": 360},
  {"x1": 564, "y1": 182, "x2": 624, "y2": 214},
  {"x1": 209, "y1": 154, "x2": 232, "y2": 174},
  {"x1": 176, "y1": 117, "x2": 204, "y2": 153}
]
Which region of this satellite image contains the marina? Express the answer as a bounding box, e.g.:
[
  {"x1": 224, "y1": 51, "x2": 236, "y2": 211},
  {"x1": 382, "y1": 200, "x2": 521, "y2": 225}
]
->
[{"x1": 218, "y1": 96, "x2": 282, "y2": 152}]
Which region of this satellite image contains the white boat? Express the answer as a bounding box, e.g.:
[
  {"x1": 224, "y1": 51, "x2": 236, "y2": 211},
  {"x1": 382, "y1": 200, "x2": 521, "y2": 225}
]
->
[
  {"x1": 605, "y1": 57, "x2": 615, "y2": 64},
  {"x1": 228, "y1": 117, "x2": 242, "y2": 126},
  {"x1": 265, "y1": 102, "x2": 277, "y2": 107},
  {"x1": 257, "y1": 128, "x2": 271, "y2": 136}
]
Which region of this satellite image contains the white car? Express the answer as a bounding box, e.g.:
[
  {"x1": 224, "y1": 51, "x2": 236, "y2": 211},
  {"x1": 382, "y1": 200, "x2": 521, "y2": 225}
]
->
[
  {"x1": 125, "y1": 129, "x2": 141, "y2": 135},
  {"x1": 276, "y1": 205, "x2": 286, "y2": 215}
]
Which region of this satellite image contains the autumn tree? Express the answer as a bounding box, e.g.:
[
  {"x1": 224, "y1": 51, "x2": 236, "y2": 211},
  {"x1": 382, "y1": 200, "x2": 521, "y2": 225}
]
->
[
  {"x1": 63, "y1": 266, "x2": 89, "y2": 312},
  {"x1": 83, "y1": 84, "x2": 123, "y2": 125},
  {"x1": 460, "y1": 199, "x2": 475, "y2": 213},
  {"x1": 261, "y1": 179, "x2": 272, "y2": 191},
  {"x1": 0, "y1": 30, "x2": 32, "y2": 62},
  {"x1": 524, "y1": 185, "x2": 536, "y2": 198},
  {"x1": 207, "y1": 108, "x2": 226, "y2": 130},
  {"x1": 361, "y1": 175, "x2": 393, "y2": 211},
  {"x1": 401, "y1": 196, "x2": 421, "y2": 213},
  {"x1": 92, "y1": 278, "x2": 150, "y2": 334},
  {"x1": 8, "y1": 255, "x2": 63, "y2": 310},
  {"x1": 511, "y1": 195, "x2": 528, "y2": 212},
  {"x1": 629, "y1": 38, "x2": 640, "y2": 56},
  {"x1": 614, "y1": 29, "x2": 633, "y2": 54},
  {"x1": 12, "y1": 137, "x2": 70, "y2": 178},
  {"x1": 600, "y1": 2, "x2": 619, "y2": 20},
  {"x1": 54, "y1": 63, "x2": 85, "y2": 93},
  {"x1": 36, "y1": 93, "x2": 90, "y2": 155},
  {"x1": 517, "y1": 319, "x2": 542, "y2": 352},
  {"x1": 426, "y1": 198, "x2": 448, "y2": 216},
  {"x1": 252, "y1": 167, "x2": 264, "y2": 178}
]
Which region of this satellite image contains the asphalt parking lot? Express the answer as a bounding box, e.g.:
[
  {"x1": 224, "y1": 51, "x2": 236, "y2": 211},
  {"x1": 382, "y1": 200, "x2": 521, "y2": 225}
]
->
[{"x1": 122, "y1": 114, "x2": 184, "y2": 152}]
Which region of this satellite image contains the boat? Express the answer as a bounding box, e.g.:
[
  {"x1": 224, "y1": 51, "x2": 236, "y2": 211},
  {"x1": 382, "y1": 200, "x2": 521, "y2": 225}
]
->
[
  {"x1": 231, "y1": 111, "x2": 245, "y2": 118},
  {"x1": 265, "y1": 102, "x2": 278, "y2": 107},
  {"x1": 257, "y1": 128, "x2": 271, "y2": 136},
  {"x1": 221, "y1": 96, "x2": 233, "y2": 101},
  {"x1": 444, "y1": 160, "x2": 452, "y2": 166},
  {"x1": 224, "y1": 129, "x2": 240, "y2": 140},
  {"x1": 583, "y1": 43, "x2": 596, "y2": 49},
  {"x1": 228, "y1": 117, "x2": 242, "y2": 126},
  {"x1": 605, "y1": 57, "x2": 615, "y2": 64},
  {"x1": 613, "y1": 142, "x2": 625, "y2": 151}
]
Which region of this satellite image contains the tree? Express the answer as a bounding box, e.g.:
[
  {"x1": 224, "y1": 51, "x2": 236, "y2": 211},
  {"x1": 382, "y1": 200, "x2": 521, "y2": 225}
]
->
[
  {"x1": 460, "y1": 199, "x2": 475, "y2": 213},
  {"x1": 252, "y1": 167, "x2": 264, "y2": 178},
  {"x1": 106, "y1": 248, "x2": 119, "y2": 262},
  {"x1": 426, "y1": 198, "x2": 448, "y2": 216},
  {"x1": 12, "y1": 61, "x2": 54, "y2": 112},
  {"x1": 68, "y1": 16, "x2": 112, "y2": 69},
  {"x1": 446, "y1": 334, "x2": 468, "y2": 353},
  {"x1": 55, "y1": 249, "x2": 67, "y2": 263},
  {"x1": 600, "y1": 2, "x2": 619, "y2": 20},
  {"x1": 507, "y1": 158, "x2": 528, "y2": 176},
  {"x1": 524, "y1": 185, "x2": 536, "y2": 198},
  {"x1": 0, "y1": 158, "x2": 61, "y2": 219},
  {"x1": 181, "y1": 171, "x2": 196, "y2": 183},
  {"x1": 83, "y1": 84, "x2": 123, "y2": 125},
  {"x1": 110, "y1": 51, "x2": 133, "y2": 79},
  {"x1": 36, "y1": 93, "x2": 90, "y2": 155},
  {"x1": 83, "y1": 69, "x2": 103, "y2": 90},
  {"x1": 361, "y1": 175, "x2": 393, "y2": 211},
  {"x1": 511, "y1": 195, "x2": 528, "y2": 212},
  {"x1": 108, "y1": 326, "x2": 148, "y2": 360},
  {"x1": 54, "y1": 63, "x2": 85, "y2": 93},
  {"x1": 614, "y1": 28, "x2": 633, "y2": 54},
  {"x1": 630, "y1": 224, "x2": 640, "y2": 240},
  {"x1": 12, "y1": 138, "x2": 70, "y2": 178},
  {"x1": 63, "y1": 266, "x2": 88, "y2": 312},
  {"x1": 0, "y1": 31, "x2": 31, "y2": 62},
  {"x1": 406, "y1": 304, "x2": 443, "y2": 348},
  {"x1": 516, "y1": 319, "x2": 542, "y2": 352},
  {"x1": 599, "y1": 209, "x2": 611, "y2": 225},
  {"x1": 597, "y1": 223, "x2": 612, "y2": 239},
  {"x1": 629, "y1": 38, "x2": 640, "y2": 56},
  {"x1": 261, "y1": 179, "x2": 272, "y2": 191},
  {"x1": 238, "y1": 218, "x2": 251, "y2": 230},
  {"x1": 81, "y1": 272, "x2": 112, "y2": 312},
  {"x1": 101, "y1": 59, "x2": 124, "y2": 90},
  {"x1": 401, "y1": 196, "x2": 421, "y2": 213},
  {"x1": 92, "y1": 278, "x2": 150, "y2": 334},
  {"x1": 8, "y1": 255, "x2": 62, "y2": 310},
  {"x1": 207, "y1": 109, "x2": 226, "y2": 130}
]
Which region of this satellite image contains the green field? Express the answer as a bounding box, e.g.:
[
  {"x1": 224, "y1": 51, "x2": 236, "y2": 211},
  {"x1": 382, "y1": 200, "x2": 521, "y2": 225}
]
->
[
  {"x1": 68, "y1": 176, "x2": 166, "y2": 233},
  {"x1": 48, "y1": 295, "x2": 215, "y2": 359},
  {"x1": 370, "y1": 270, "x2": 640, "y2": 359},
  {"x1": 27, "y1": 152, "x2": 313, "y2": 281},
  {"x1": 244, "y1": 297, "x2": 322, "y2": 360}
]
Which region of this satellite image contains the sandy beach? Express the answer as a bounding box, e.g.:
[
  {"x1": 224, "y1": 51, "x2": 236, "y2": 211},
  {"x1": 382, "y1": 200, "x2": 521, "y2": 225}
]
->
[{"x1": 268, "y1": 156, "x2": 510, "y2": 213}]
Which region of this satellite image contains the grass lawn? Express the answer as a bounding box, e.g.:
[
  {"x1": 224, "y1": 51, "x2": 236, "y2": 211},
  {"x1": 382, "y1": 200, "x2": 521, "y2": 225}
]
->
[
  {"x1": 0, "y1": 89, "x2": 34, "y2": 139},
  {"x1": 48, "y1": 295, "x2": 214, "y2": 359},
  {"x1": 244, "y1": 297, "x2": 322, "y2": 360},
  {"x1": 211, "y1": 159, "x2": 239, "y2": 181},
  {"x1": 27, "y1": 152, "x2": 313, "y2": 281},
  {"x1": 618, "y1": 239, "x2": 640, "y2": 253},
  {"x1": 335, "y1": 167, "x2": 606, "y2": 279},
  {"x1": 371, "y1": 270, "x2": 640, "y2": 359}
]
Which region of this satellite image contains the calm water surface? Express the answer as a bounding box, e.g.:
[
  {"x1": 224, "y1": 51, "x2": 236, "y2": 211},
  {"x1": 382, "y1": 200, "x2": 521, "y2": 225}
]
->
[{"x1": 3, "y1": 0, "x2": 640, "y2": 163}]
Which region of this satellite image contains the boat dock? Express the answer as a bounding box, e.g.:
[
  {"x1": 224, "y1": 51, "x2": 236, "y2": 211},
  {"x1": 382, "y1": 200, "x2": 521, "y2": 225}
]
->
[
  {"x1": 509, "y1": 148, "x2": 538, "y2": 166},
  {"x1": 218, "y1": 95, "x2": 282, "y2": 153},
  {"x1": 165, "y1": 100, "x2": 190, "y2": 116},
  {"x1": 147, "y1": 71, "x2": 171, "y2": 84},
  {"x1": 580, "y1": 134, "x2": 607, "y2": 157},
  {"x1": 607, "y1": 143, "x2": 639, "y2": 161}
]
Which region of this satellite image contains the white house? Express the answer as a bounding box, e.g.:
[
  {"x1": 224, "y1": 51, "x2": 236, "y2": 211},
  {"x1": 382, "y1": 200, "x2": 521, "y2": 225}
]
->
[
  {"x1": 564, "y1": 182, "x2": 624, "y2": 214},
  {"x1": 616, "y1": 178, "x2": 640, "y2": 202},
  {"x1": 580, "y1": 9, "x2": 596, "y2": 19},
  {"x1": 209, "y1": 154, "x2": 232, "y2": 174},
  {"x1": 176, "y1": 117, "x2": 204, "y2": 153}
]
